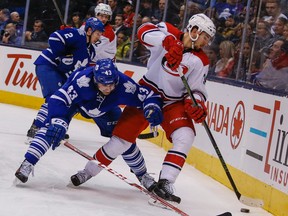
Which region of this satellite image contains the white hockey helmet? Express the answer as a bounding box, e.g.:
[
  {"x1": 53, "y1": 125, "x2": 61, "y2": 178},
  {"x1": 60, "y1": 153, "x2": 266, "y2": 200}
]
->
[
  {"x1": 95, "y1": 3, "x2": 112, "y2": 21},
  {"x1": 186, "y1": 13, "x2": 216, "y2": 39}
]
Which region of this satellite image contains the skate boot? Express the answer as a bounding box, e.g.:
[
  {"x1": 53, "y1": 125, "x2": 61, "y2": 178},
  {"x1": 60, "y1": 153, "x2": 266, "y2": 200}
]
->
[
  {"x1": 25, "y1": 120, "x2": 39, "y2": 144},
  {"x1": 71, "y1": 169, "x2": 92, "y2": 186},
  {"x1": 15, "y1": 160, "x2": 34, "y2": 183},
  {"x1": 153, "y1": 179, "x2": 181, "y2": 204},
  {"x1": 137, "y1": 173, "x2": 157, "y2": 192}
]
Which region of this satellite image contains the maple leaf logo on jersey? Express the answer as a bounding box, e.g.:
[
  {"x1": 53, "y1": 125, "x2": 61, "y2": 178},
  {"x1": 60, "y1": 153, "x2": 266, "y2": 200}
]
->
[
  {"x1": 77, "y1": 75, "x2": 90, "y2": 88},
  {"x1": 123, "y1": 81, "x2": 136, "y2": 94},
  {"x1": 88, "y1": 107, "x2": 102, "y2": 117}
]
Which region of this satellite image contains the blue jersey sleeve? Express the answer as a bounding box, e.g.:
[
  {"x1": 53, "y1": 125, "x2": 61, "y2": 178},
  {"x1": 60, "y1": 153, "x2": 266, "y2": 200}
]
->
[{"x1": 116, "y1": 73, "x2": 162, "y2": 110}]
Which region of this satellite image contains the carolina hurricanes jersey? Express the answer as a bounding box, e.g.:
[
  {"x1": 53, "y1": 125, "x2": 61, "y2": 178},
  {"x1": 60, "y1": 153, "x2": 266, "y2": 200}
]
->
[
  {"x1": 79, "y1": 23, "x2": 116, "y2": 62},
  {"x1": 90, "y1": 24, "x2": 116, "y2": 62},
  {"x1": 137, "y1": 22, "x2": 209, "y2": 107}
]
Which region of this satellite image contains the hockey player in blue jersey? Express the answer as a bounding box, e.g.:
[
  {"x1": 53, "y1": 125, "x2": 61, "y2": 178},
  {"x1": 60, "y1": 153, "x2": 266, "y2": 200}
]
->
[
  {"x1": 26, "y1": 17, "x2": 105, "y2": 143},
  {"x1": 15, "y1": 58, "x2": 163, "y2": 191}
]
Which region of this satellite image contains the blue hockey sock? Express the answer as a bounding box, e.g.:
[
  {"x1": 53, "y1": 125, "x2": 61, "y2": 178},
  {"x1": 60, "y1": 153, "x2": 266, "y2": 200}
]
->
[
  {"x1": 122, "y1": 144, "x2": 147, "y2": 177},
  {"x1": 34, "y1": 103, "x2": 48, "y2": 128}
]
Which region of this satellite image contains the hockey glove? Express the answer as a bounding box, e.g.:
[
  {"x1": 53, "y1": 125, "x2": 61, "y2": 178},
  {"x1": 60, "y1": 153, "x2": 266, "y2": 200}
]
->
[
  {"x1": 46, "y1": 118, "x2": 68, "y2": 150},
  {"x1": 184, "y1": 98, "x2": 207, "y2": 124},
  {"x1": 162, "y1": 35, "x2": 184, "y2": 71},
  {"x1": 144, "y1": 104, "x2": 163, "y2": 127}
]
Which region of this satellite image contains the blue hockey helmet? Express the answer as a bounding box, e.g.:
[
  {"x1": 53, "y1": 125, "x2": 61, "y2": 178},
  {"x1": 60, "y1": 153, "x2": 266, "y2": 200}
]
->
[
  {"x1": 94, "y1": 58, "x2": 119, "y2": 85},
  {"x1": 85, "y1": 17, "x2": 105, "y2": 33}
]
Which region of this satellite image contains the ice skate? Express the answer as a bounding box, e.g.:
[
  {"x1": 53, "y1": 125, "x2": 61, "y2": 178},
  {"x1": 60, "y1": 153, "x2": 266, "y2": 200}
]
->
[
  {"x1": 25, "y1": 120, "x2": 39, "y2": 144},
  {"x1": 153, "y1": 179, "x2": 181, "y2": 204},
  {"x1": 70, "y1": 169, "x2": 92, "y2": 186},
  {"x1": 15, "y1": 160, "x2": 34, "y2": 183},
  {"x1": 137, "y1": 173, "x2": 157, "y2": 192}
]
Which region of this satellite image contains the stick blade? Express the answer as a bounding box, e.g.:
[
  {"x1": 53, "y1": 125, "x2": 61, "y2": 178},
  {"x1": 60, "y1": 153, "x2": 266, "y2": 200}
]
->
[
  {"x1": 138, "y1": 132, "x2": 159, "y2": 139},
  {"x1": 240, "y1": 195, "x2": 264, "y2": 207}
]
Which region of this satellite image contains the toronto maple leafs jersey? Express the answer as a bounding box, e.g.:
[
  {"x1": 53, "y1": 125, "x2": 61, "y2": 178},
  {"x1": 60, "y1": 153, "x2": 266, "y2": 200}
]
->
[
  {"x1": 137, "y1": 22, "x2": 209, "y2": 107},
  {"x1": 34, "y1": 28, "x2": 89, "y2": 75},
  {"x1": 47, "y1": 66, "x2": 160, "y2": 122}
]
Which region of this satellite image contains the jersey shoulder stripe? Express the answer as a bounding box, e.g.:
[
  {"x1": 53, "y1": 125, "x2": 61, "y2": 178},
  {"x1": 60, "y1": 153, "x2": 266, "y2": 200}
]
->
[
  {"x1": 192, "y1": 49, "x2": 210, "y2": 66},
  {"x1": 137, "y1": 23, "x2": 159, "y2": 47},
  {"x1": 103, "y1": 24, "x2": 115, "y2": 42}
]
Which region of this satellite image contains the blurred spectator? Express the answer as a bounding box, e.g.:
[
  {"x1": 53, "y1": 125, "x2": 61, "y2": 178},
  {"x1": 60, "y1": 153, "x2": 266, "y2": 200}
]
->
[
  {"x1": 1, "y1": 22, "x2": 21, "y2": 45},
  {"x1": 254, "y1": 20, "x2": 273, "y2": 50},
  {"x1": 10, "y1": 11, "x2": 23, "y2": 36},
  {"x1": 115, "y1": 30, "x2": 130, "y2": 60},
  {"x1": 141, "y1": 16, "x2": 151, "y2": 24},
  {"x1": 262, "y1": 0, "x2": 287, "y2": 35},
  {"x1": 113, "y1": 14, "x2": 128, "y2": 35},
  {"x1": 283, "y1": 22, "x2": 288, "y2": 40},
  {"x1": 139, "y1": 0, "x2": 154, "y2": 18},
  {"x1": 151, "y1": 0, "x2": 165, "y2": 24},
  {"x1": 215, "y1": 40, "x2": 236, "y2": 78},
  {"x1": 108, "y1": 0, "x2": 123, "y2": 25},
  {"x1": 70, "y1": 12, "x2": 83, "y2": 28},
  {"x1": 272, "y1": 16, "x2": 288, "y2": 38},
  {"x1": 233, "y1": 41, "x2": 253, "y2": 80},
  {"x1": 203, "y1": 44, "x2": 219, "y2": 76},
  {"x1": 84, "y1": 6, "x2": 96, "y2": 21},
  {"x1": 25, "y1": 19, "x2": 48, "y2": 42},
  {"x1": 130, "y1": 38, "x2": 150, "y2": 65},
  {"x1": 254, "y1": 39, "x2": 288, "y2": 92},
  {"x1": 228, "y1": 23, "x2": 253, "y2": 45},
  {"x1": 213, "y1": 0, "x2": 244, "y2": 20},
  {"x1": 177, "y1": 4, "x2": 185, "y2": 29},
  {"x1": 0, "y1": 8, "x2": 10, "y2": 33},
  {"x1": 123, "y1": 0, "x2": 135, "y2": 28},
  {"x1": 218, "y1": 15, "x2": 237, "y2": 39}
]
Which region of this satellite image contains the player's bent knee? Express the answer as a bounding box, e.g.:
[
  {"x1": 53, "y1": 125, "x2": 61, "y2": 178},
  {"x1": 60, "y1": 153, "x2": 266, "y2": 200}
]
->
[{"x1": 103, "y1": 135, "x2": 132, "y2": 158}]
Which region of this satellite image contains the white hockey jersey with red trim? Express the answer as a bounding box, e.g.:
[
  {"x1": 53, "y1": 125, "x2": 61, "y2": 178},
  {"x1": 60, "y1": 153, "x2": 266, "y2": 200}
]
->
[
  {"x1": 137, "y1": 22, "x2": 209, "y2": 107},
  {"x1": 91, "y1": 24, "x2": 116, "y2": 61},
  {"x1": 80, "y1": 23, "x2": 116, "y2": 62}
]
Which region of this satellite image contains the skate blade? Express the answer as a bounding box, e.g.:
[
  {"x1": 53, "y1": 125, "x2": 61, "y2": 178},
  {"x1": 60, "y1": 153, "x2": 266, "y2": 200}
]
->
[
  {"x1": 148, "y1": 198, "x2": 178, "y2": 210},
  {"x1": 24, "y1": 137, "x2": 33, "y2": 145}
]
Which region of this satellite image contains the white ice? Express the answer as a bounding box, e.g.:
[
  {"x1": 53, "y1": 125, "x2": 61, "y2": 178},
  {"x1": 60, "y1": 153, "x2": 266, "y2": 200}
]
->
[{"x1": 0, "y1": 103, "x2": 273, "y2": 216}]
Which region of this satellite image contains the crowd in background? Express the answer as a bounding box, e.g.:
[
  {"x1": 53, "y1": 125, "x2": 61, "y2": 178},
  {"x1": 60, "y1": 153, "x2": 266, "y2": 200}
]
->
[{"x1": 1, "y1": 0, "x2": 288, "y2": 93}]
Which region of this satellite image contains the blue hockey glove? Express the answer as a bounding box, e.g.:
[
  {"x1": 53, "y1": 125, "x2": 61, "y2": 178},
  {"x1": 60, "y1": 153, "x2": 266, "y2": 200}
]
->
[
  {"x1": 144, "y1": 104, "x2": 163, "y2": 126},
  {"x1": 46, "y1": 118, "x2": 68, "y2": 150}
]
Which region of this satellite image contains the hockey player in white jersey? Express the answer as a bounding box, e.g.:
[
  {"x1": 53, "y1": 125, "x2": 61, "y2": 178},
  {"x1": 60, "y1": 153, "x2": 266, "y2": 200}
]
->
[
  {"x1": 73, "y1": 13, "x2": 216, "y2": 204},
  {"x1": 89, "y1": 3, "x2": 117, "y2": 61}
]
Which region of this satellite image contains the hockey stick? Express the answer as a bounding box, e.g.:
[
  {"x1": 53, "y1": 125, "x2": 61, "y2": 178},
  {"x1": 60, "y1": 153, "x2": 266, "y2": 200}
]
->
[
  {"x1": 51, "y1": 0, "x2": 66, "y2": 26},
  {"x1": 61, "y1": 140, "x2": 189, "y2": 216},
  {"x1": 177, "y1": 68, "x2": 264, "y2": 208},
  {"x1": 138, "y1": 126, "x2": 159, "y2": 139}
]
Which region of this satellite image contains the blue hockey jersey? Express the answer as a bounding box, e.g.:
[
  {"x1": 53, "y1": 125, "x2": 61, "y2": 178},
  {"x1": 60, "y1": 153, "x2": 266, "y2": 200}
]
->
[
  {"x1": 47, "y1": 66, "x2": 161, "y2": 122},
  {"x1": 34, "y1": 28, "x2": 89, "y2": 74}
]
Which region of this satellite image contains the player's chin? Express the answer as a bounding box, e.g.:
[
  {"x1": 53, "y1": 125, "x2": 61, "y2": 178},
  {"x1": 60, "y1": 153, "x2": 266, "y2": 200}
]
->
[{"x1": 101, "y1": 91, "x2": 111, "y2": 96}]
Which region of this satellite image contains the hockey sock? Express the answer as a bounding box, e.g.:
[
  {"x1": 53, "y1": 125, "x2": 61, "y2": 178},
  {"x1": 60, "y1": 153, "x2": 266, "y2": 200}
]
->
[
  {"x1": 34, "y1": 103, "x2": 49, "y2": 128},
  {"x1": 122, "y1": 144, "x2": 147, "y2": 177},
  {"x1": 25, "y1": 127, "x2": 50, "y2": 165}
]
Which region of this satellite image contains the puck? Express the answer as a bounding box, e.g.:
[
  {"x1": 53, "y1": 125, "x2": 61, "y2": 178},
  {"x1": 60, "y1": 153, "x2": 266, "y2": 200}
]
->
[{"x1": 240, "y1": 208, "x2": 250, "y2": 213}]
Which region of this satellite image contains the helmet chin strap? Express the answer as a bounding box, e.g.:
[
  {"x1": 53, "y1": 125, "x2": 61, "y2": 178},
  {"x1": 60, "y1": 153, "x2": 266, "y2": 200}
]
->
[{"x1": 188, "y1": 30, "x2": 200, "y2": 49}]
